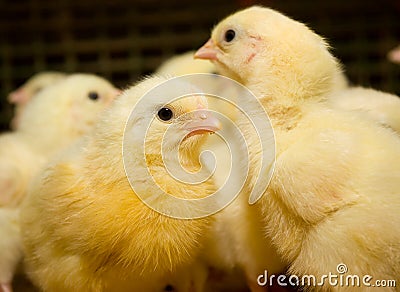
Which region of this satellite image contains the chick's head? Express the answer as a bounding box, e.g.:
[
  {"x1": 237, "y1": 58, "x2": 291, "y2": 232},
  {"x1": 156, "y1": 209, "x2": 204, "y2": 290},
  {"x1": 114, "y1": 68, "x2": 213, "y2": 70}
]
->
[
  {"x1": 195, "y1": 6, "x2": 343, "y2": 101},
  {"x1": 8, "y1": 71, "x2": 68, "y2": 130},
  {"x1": 8, "y1": 71, "x2": 67, "y2": 105},
  {"x1": 117, "y1": 76, "x2": 221, "y2": 162},
  {"x1": 63, "y1": 74, "x2": 120, "y2": 134},
  {"x1": 87, "y1": 76, "x2": 221, "y2": 183},
  {"x1": 145, "y1": 94, "x2": 221, "y2": 160},
  {"x1": 19, "y1": 74, "x2": 119, "y2": 136}
]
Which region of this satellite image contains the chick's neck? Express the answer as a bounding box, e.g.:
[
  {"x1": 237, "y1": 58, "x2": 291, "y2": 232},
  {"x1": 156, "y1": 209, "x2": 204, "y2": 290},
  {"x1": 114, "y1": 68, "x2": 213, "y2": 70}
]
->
[
  {"x1": 241, "y1": 81, "x2": 303, "y2": 131},
  {"x1": 145, "y1": 139, "x2": 204, "y2": 172},
  {"x1": 241, "y1": 65, "x2": 340, "y2": 131}
]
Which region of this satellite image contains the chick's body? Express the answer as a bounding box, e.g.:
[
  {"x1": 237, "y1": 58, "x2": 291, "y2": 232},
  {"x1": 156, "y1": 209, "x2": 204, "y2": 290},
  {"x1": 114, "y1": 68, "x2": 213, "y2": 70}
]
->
[
  {"x1": 197, "y1": 6, "x2": 400, "y2": 291},
  {"x1": 21, "y1": 76, "x2": 219, "y2": 292},
  {"x1": 0, "y1": 208, "x2": 22, "y2": 292},
  {"x1": 263, "y1": 103, "x2": 400, "y2": 286}
]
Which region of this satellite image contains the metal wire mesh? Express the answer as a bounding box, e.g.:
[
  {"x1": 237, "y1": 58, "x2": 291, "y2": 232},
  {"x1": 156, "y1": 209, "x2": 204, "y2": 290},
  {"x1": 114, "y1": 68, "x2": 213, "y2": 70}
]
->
[{"x1": 1, "y1": 0, "x2": 399, "y2": 131}]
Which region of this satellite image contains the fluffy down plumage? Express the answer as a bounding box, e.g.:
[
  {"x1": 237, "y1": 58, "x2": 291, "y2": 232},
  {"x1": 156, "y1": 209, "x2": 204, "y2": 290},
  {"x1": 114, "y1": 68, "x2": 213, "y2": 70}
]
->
[
  {"x1": 0, "y1": 73, "x2": 118, "y2": 207},
  {"x1": 196, "y1": 6, "x2": 400, "y2": 291},
  {"x1": 156, "y1": 51, "x2": 217, "y2": 76},
  {"x1": 21, "y1": 76, "x2": 220, "y2": 292},
  {"x1": 328, "y1": 86, "x2": 400, "y2": 134},
  {"x1": 0, "y1": 74, "x2": 117, "y2": 291}
]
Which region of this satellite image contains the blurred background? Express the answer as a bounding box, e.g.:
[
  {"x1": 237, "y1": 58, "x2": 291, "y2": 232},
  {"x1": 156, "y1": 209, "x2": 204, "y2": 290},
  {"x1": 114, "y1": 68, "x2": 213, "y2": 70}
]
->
[{"x1": 1, "y1": 0, "x2": 400, "y2": 131}]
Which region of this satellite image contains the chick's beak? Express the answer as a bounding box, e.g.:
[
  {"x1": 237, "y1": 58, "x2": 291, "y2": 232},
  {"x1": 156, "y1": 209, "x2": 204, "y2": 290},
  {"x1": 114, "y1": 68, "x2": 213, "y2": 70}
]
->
[
  {"x1": 113, "y1": 88, "x2": 122, "y2": 98},
  {"x1": 184, "y1": 110, "x2": 221, "y2": 139},
  {"x1": 194, "y1": 39, "x2": 218, "y2": 60},
  {"x1": 8, "y1": 89, "x2": 28, "y2": 104},
  {"x1": 106, "y1": 88, "x2": 122, "y2": 105}
]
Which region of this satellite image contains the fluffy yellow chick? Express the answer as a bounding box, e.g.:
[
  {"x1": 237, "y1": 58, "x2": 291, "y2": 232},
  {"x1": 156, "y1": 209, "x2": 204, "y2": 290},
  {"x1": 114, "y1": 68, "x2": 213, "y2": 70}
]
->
[
  {"x1": 0, "y1": 73, "x2": 118, "y2": 207},
  {"x1": 21, "y1": 76, "x2": 221, "y2": 292},
  {"x1": 8, "y1": 71, "x2": 67, "y2": 130},
  {"x1": 328, "y1": 87, "x2": 400, "y2": 134},
  {"x1": 0, "y1": 74, "x2": 117, "y2": 292},
  {"x1": 196, "y1": 6, "x2": 400, "y2": 291}
]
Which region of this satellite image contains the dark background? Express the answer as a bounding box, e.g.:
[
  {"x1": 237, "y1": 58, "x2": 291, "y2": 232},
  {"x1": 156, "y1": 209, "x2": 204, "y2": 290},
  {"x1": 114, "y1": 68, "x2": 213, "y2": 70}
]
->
[{"x1": 1, "y1": 0, "x2": 400, "y2": 131}]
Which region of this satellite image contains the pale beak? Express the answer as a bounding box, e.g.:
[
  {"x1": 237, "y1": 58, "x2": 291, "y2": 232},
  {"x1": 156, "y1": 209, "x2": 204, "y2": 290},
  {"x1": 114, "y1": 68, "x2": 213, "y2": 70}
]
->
[
  {"x1": 194, "y1": 39, "x2": 218, "y2": 60},
  {"x1": 388, "y1": 46, "x2": 400, "y2": 64},
  {"x1": 113, "y1": 88, "x2": 123, "y2": 98},
  {"x1": 8, "y1": 89, "x2": 29, "y2": 104},
  {"x1": 1, "y1": 283, "x2": 13, "y2": 292},
  {"x1": 184, "y1": 110, "x2": 221, "y2": 138},
  {"x1": 106, "y1": 88, "x2": 122, "y2": 105}
]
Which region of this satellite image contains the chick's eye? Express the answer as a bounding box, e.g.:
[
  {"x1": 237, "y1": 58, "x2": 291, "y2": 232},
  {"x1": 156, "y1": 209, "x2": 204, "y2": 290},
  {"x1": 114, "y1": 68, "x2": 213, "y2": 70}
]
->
[
  {"x1": 164, "y1": 284, "x2": 175, "y2": 291},
  {"x1": 157, "y1": 107, "x2": 174, "y2": 121},
  {"x1": 88, "y1": 91, "x2": 99, "y2": 100},
  {"x1": 33, "y1": 86, "x2": 43, "y2": 94},
  {"x1": 224, "y1": 29, "x2": 236, "y2": 42}
]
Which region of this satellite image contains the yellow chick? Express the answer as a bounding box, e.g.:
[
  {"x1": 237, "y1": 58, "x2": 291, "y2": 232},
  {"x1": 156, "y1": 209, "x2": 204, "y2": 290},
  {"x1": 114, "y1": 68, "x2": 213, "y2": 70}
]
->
[
  {"x1": 0, "y1": 73, "x2": 118, "y2": 207},
  {"x1": 196, "y1": 6, "x2": 400, "y2": 291},
  {"x1": 328, "y1": 87, "x2": 400, "y2": 134},
  {"x1": 21, "y1": 76, "x2": 221, "y2": 291},
  {"x1": 8, "y1": 71, "x2": 67, "y2": 130},
  {"x1": 0, "y1": 74, "x2": 118, "y2": 292}
]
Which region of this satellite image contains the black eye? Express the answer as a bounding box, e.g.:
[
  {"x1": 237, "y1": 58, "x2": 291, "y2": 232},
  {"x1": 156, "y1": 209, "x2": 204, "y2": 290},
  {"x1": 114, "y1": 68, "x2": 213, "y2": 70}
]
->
[
  {"x1": 163, "y1": 285, "x2": 175, "y2": 291},
  {"x1": 157, "y1": 107, "x2": 173, "y2": 121},
  {"x1": 224, "y1": 29, "x2": 236, "y2": 42},
  {"x1": 88, "y1": 91, "x2": 99, "y2": 100}
]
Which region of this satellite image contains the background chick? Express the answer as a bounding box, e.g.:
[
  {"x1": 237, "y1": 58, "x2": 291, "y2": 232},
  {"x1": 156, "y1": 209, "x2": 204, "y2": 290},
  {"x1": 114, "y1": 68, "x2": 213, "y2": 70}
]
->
[
  {"x1": 0, "y1": 73, "x2": 118, "y2": 207},
  {"x1": 7, "y1": 71, "x2": 67, "y2": 130},
  {"x1": 328, "y1": 86, "x2": 400, "y2": 134},
  {"x1": 0, "y1": 74, "x2": 118, "y2": 292},
  {"x1": 21, "y1": 76, "x2": 221, "y2": 292},
  {"x1": 196, "y1": 6, "x2": 400, "y2": 291},
  {"x1": 155, "y1": 51, "x2": 217, "y2": 76}
]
